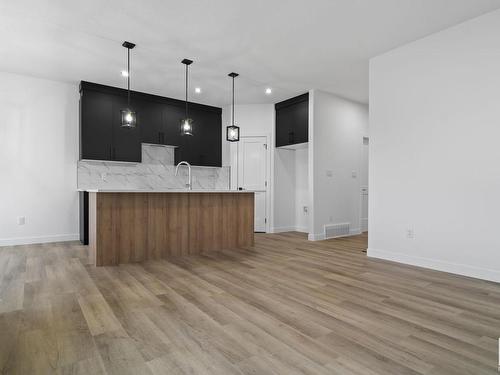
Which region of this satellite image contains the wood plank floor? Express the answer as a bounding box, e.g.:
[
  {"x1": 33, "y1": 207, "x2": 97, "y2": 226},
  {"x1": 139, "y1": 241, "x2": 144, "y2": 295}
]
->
[{"x1": 1, "y1": 232, "x2": 499, "y2": 374}]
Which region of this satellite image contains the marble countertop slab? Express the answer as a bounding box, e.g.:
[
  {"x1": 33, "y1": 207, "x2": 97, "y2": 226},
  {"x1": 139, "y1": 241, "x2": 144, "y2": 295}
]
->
[{"x1": 78, "y1": 189, "x2": 255, "y2": 193}]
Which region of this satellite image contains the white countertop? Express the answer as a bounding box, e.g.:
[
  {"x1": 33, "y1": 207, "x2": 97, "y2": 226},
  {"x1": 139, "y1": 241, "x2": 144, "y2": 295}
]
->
[{"x1": 79, "y1": 189, "x2": 255, "y2": 193}]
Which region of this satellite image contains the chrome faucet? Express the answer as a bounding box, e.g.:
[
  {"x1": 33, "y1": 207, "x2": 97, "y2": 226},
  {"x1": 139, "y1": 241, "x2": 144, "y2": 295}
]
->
[{"x1": 175, "y1": 161, "x2": 192, "y2": 190}]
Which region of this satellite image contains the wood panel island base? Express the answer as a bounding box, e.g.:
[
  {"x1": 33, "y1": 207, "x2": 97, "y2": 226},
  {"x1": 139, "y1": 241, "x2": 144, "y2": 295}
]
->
[{"x1": 88, "y1": 191, "x2": 254, "y2": 266}]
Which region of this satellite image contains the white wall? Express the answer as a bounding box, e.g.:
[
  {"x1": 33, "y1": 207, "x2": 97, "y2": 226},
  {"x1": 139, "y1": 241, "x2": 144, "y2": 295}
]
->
[
  {"x1": 222, "y1": 104, "x2": 275, "y2": 231},
  {"x1": 272, "y1": 146, "x2": 310, "y2": 234},
  {"x1": 273, "y1": 148, "x2": 296, "y2": 232},
  {"x1": 221, "y1": 104, "x2": 274, "y2": 185},
  {"x1": 0, "y1": 72, "x2": 79, "y2": 245},
  {"x1": 221, "y1": 104, "x2": 274, "y2": 166},
  {"x1": 309, "y1": 90, "x2": 369, "y2": 240},
  {"x1": 369, "y1": 10, "x2": 500, "y2": 282},
  {"x1": 295, "y1": 147, "x2": 309, "y2": 232},
  {"x1": 222, "y1": 103, "x2": 310, "y2": 233}
]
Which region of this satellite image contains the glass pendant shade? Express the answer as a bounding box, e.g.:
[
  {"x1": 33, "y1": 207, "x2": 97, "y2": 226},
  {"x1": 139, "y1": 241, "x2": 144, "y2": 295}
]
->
[
  {"x1": 180, "y1": 59, "x2": 194, "y2": 136},
  {"x1": 180, "y1": 118, "x2": 193, "y2": 136},
  {"x1": 121, "y1": 109, "x2": 137, "y2": 128},
  {"x1": 226, "y1": 72, "x2": 240, "y2": 142},
  {"x1": 226, "y1": 125, "x2": 240, "y2": 142},
  {"x1": 120, "y1": 41, "x2": 137, "y2": 128}
]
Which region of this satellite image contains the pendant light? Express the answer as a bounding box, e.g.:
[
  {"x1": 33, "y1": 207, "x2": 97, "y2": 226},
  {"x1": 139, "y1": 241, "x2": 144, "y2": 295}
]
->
[
  {"x1": 180, "y1": 59, "x2": 194, "y2": 136},
  {"x1": 226, "y1": 72, "x2": 240, "y2": 142},
  {"x1": 121, "y1": 41, "x2": 137, "y2": 128}
]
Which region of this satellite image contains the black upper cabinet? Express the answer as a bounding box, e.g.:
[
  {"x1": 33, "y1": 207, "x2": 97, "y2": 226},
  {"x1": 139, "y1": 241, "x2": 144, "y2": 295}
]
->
[
  {"x1": 175, "y1": 110, "x2": 222, "y2": 166},
  {"x1": 80, "y1": 84, "x2": 140, "y2": 162},
  {"x1": 275, "y1": 93, "x2": 309, "y2": 148},
  {"x1": 111, "y1": 96, "x2": 142, "y2": 162},
  {"x1": 139, "y1": 100, "x2": 164, "y2": 145},
  {"x1": 80, "y1": 81, "x2": 222, "y2": 166},
  {"x1": 162, "y1": 103, "x2": 185, "y2": 146},
  {"x1": 80, "y1": 90, "x2": 113, "y2": 160}
]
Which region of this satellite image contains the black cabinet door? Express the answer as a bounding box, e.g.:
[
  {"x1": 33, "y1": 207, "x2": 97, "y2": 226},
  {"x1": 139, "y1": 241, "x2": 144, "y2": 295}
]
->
[
  {"x1": 162, "y1": 103, "x2": 184, "y2": 147},
  {"x1": 111, "y1": 96, "x2": 142, "y2": 162},
  {"x1": 189, "y1": 110, "x2": 222, "y2": 166},
  {"x1": 289, "y1": 99, "x2": 308, "y2": 144},
  {"x1": 139, "y1": 100, "x2": 164, "y2": 145},
  {"x1": 171, "y1": 108, "x2": 221, "y2": 166},
  {"x1": 276, "y1": 106, "x2": 294, "y2": 147},
  {"x1": 80, "y1": 91, "x2": 113, "y2": 160},
  {"x1": 275, "y1": 93, "x2": 309, "y2": 147}
]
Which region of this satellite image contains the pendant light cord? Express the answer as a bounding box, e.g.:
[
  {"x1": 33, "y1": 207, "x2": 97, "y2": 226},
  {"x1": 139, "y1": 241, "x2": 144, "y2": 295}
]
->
[
  {"x1": 127, "y1": 47, "x2": 131, "y2": 107},
  {"x1": 232, "y1": 75, "x2": 235, "y2": 125},
  {"x1": 185, "y1": 64, "x2": 188, "y2": 119}
]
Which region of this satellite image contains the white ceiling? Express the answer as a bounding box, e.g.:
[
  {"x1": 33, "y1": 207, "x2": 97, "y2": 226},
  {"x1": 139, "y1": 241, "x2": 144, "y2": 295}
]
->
[{"x1": 1, "y1": 0, "x2": 499, "y2": 106}]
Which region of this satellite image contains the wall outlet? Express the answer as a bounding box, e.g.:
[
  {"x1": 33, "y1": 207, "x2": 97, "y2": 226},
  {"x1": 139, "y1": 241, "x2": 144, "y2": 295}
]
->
[
  {"x1": 351, "y1": 170, "x2": 357, "y2": 178},
  {"x1": 406, "y1": 228, "x2": 415, "y2": 239},
  {"x1": 100, "y1": 172, "x2": 107, "y2": 181},
  {"x1": 326, "y1": 170, "x2": 333, "y2": 178},
  {"x1": 303, "y1": 206, "x2": 308, "y2": 214},
  {"x1": 17, "y1": 216, "x2": 25, "y2": 225}
]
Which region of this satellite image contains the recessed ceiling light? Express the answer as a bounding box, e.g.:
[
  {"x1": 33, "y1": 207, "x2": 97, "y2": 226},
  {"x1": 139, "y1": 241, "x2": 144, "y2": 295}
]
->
[
  {"x1": 121, "y1": 70, "x2": 129, "y2": 77},
  {"x1": 265, "y1": 88, "x2": 272, "y2": 95},
  {"x1": 195, "y1": 87, "x2": 202, "y2": 94}
]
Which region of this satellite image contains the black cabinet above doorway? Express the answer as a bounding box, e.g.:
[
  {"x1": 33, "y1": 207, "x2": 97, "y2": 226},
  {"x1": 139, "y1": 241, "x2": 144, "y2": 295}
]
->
[{"x1": 275, "y1": 93, "x2": 309, "y2": 148}]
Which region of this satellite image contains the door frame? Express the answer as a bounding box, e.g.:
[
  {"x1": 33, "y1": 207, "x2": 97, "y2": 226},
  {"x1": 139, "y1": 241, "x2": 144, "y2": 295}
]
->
[
  {"x1": 359, "y1": 135, "x2": 369, "y2": 233},
  {"x1": 233, "y1": 135, "x2": 271, "y2": 233}
]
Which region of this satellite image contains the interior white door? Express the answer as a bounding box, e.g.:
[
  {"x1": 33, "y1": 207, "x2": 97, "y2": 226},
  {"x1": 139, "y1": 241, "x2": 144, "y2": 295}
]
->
[{"x1": 237, "y1": 137, "x2": 268, "y2": 232}]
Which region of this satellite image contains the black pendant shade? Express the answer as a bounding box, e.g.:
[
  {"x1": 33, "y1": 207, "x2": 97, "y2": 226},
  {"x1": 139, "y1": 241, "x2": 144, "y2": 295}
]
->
[
  {"x1": 180, "y1": 59, "x2": 194, "y2": 136},
  {"x1": 226, "y1": 72, "x2": 240, "y2": 142},
  {"x1": 121, "y1": 41, "x2": 137, "y2": 128}
]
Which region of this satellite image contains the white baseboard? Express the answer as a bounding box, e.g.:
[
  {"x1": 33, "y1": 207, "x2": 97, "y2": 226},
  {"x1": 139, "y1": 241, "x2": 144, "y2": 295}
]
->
[
  {"x1": 367, "y1": 248, "x2": 500, "y2": 283},
  {"x1": 309, "y1": 228, "x2": 361, "y2": 242},
  {"x1": 270, "y1": 226, "x2": 310, "y2": 234},
  {"x1": 308, "y1": 233, "x2": 325, "y2": 241},
  {"x1": 270, "y1": 226, "x2": 297, "y2": 233},
  {"x1": 295, "y1": 226, "x2": 309, "y2": 233},
  {"x1": 0, "y1": 234, "x2": 80, "y2": 247}
]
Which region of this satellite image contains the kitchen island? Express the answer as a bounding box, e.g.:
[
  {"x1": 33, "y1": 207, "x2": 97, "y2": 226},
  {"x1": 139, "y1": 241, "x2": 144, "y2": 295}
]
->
[{"x1": 87, "y1": 190, "x2": 254, "y2": 266}]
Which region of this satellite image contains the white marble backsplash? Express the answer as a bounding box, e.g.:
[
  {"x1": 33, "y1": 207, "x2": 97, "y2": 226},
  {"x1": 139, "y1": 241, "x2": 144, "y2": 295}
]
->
[
  {"x1": 78, "y1": 143, "x2": 230, "y2": 190},
  {"x1": 142, "y1": 143, "x2": 175, "y2": 165}
]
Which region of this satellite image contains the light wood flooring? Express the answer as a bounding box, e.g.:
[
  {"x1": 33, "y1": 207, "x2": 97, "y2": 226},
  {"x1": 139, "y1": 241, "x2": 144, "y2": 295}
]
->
[{"x1": 1, "y1": 232, "x2": 499, "y2": 374}]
